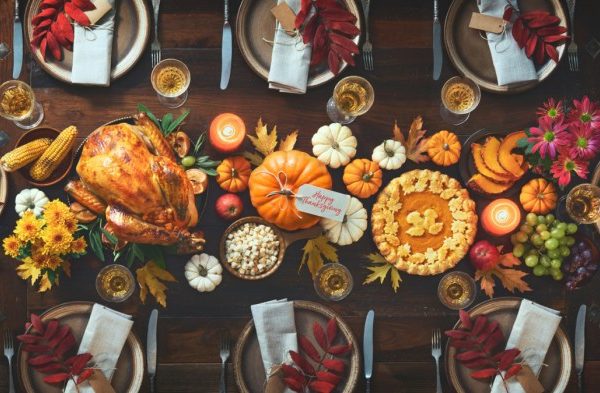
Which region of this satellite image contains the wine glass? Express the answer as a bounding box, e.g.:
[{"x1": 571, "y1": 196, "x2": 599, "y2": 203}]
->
[
  {"x1": 326, "y1": 76, "x2": 374, "y2": 124},
  {"x1": 151, "y1": 59, "x2": 191, "y2": 108},
  {"x1": 440, "y1": 76, "x2": 481, "y2": 125},
  {"x1": 566, "y1": 183, "x2": 600, "y2": 224},
  {"x1": 314, "y1": 263, "x2": 353, "y2": 301},
  {"x1": 0, "y1": 80, "x2": 44, "y2": 130}
]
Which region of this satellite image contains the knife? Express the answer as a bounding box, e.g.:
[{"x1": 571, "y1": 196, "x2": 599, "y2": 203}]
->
[
  {"x1": 147, "y1": 309, "x2": 158, "y2": 393},
  {"x1": 220, "y1": 0, "x2": 232, "y2": 90},
  {"x1": 575, "y1": 304, "x2": 586, "y2": 393},
  {"x1": 432, "y1": 0, "x2": 442, "y2": 80},
  {"x1": 363, "y1": 310, "x2": 374, "y2": 393},
  {"x1": 13, "y1": 0, "x2": 23, "y2": 79}
]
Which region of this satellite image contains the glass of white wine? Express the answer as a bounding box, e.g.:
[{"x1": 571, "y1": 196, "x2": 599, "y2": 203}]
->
[
  {"x1": 96, "y1": 264, "x2": 135, "y2": 303},
  {"x1": 566, "y1": 183, "x2": 600, "y2": 224},
  {"x1": 440, "y1": 76, "x2": 481, "y2": 125},
  {"x1": 326, "y1": 76, "x2": 374, "y2": 124},
  {"x1": 0, "y1": 80, "x2": 44, "y2": 129},
  {"x1": 151, "y1": 59, "x2": 191, "y2": 108}
]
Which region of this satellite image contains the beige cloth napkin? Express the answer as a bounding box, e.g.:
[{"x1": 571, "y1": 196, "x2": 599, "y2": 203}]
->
[
  {"x1": 478, "y1": 0, "x2": 537, "y2": 86},
  {"x1": 251, "y1": 299, "x2": 298, "y2": 393},
  {"x1": 490, "y1": 299, "x2": 562, "y2": 393},
  {"x1": 268, "y1": 0, "x2": 312, "y2": 94},
  {"x1": 71, "y1": 0, "x2": 116, "y2": 86},
  {"x1": 64, "y1": 304, "x2": 134, "y2": 393}
]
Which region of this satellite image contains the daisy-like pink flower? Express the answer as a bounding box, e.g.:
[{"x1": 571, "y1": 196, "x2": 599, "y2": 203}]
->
[
  {"x1": 550, "y1": 154, "x2": 589, "y2": 187},
  {"x1": 569, "y1": 96, "x2": 600, "y2": 129},
  {"x1": 566, "y1": 123, "x2": 600, "y2": 159},
  {"x1": 528, "y1": 116, "x2": 569, "y2": 159},
  {"x1": 536, "y1": 97, "x2": 564, "y2": 121}
]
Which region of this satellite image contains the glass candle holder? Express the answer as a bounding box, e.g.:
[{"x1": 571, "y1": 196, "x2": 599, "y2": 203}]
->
[
  {"x1": 0, "y1": 80, "x2": 44, "y2": 129},
  {"x1": 439, "y1": 76, "x2": 481, "y2": 125},
  {"x1": 151, "y1": 58, "x2": 191, "y2": 108},
  {"x1": 326, "y1": 76, "x2": 374, "y2": 124},
  {"x1": 96, "y1": 264, "x2": 135, "y2": 303},
  {"x1": 314, "y1": 263, "x2": 353, "y2": 301}
]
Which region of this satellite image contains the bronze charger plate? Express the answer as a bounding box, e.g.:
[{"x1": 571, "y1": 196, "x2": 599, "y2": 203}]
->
[
  {"x1": 236, "y1": 0, "x2": 361, "y2": 88},
  {"x1": 233, "y1": 300, "x2": 360, "y2": 393},
  {"x1": 444, "y1": 0, "x2": 567, "y2": 94},
  {"x1": 446, "y1": 297, "x2": 572, "y2": 393},
  {"x1": 24, "y1": 0, "x2": 150, "y2": 84},
  {"x1": 18, "y1": 301, "x2": 144, "y2": 393}
]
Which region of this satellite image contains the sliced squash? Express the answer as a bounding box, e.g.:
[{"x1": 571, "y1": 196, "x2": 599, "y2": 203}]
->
[
  {"x1": 482, "y1": 137, "x2": 514, "y2": 178},
  {"x1": 512, "y1": 153, "x2": 524, "y2": 167},
  {"x1": 499, "y1": 131, "x2": 527, "y2": 178},
  {"x1": 467, "y1": 173, "x2": 514, "y2": 195},
  {"x1": 472, "y1": 143, "x2": 514, "y2": 184}
]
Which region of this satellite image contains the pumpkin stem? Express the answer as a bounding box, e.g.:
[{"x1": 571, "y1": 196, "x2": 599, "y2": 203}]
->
[
  {"x1": 362, "y1": 172, "x2": 374, "y2": 182},
  {"x1": 198, "y1": 265, "x2": 208, "y2": 277},
  {"x1": 384, "y1": 141, "x2": 394, "y2": 157},
  {"x1": 231, "y1": 168, "x2": 238, "y2": 178},
  {"x1": 332, "y1": 142, "x2": 339, "y2": 150},
  {"x1": 443, "y1": 143, "x2": 450, "y2": 151}
]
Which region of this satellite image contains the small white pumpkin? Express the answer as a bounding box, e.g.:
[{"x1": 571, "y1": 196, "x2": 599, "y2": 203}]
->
[
  {"x1": 372, "y1": 140, "x2": 406, "y2": 170},
  {"x1": 15, "y1": 188, "x2": 49, "y2": 217},
  {"x1": 311, "y1": 123, "x2": 357, "y2": 168},
  {"x1": 321, "y1": 197, "x2": 368, "y2": 246},
  {"x1": 184, "y1": 254, "x2": 223, "y2": 293}
]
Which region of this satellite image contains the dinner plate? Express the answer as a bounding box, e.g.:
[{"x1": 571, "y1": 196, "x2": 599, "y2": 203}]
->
[
  {"x1": 592, "y1": 161, "x2": 600, "y2": 234},
  {"x1": 236, "y1": 0, "x2": 361, "y2": 88},
  {"x1": 18, "y1": 301, "x2": 144, "y2": 393},
  {"x1": 233, "y1": 300, "x2": 360, "y2": 393},
  {"x1": 444, "y1": 0, "x2": 567, "y2": 94},
  {"x1": 445, "y1": 297, "x2": 572, "y2": 393},
  {"x1": 24, "y1": 0, "x2": 150, "y2": 84},
  {"x1": 0, "y1": 167, "x2": 7, "y2": 218}
]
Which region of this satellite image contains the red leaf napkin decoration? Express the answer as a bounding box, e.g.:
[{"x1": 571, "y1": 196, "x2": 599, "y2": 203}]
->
[{"x1": 512, "y1": 10, "x2": 569, "y2": 64}]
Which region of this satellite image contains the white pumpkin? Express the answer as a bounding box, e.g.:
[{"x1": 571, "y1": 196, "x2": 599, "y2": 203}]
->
[
  {"x1": 321, "y1": 197, "x2": 368, "y2": 246},
  {"x1": 311, "y1": 123, "x2": 357, "y2": 168},
  {"x1": 372, "y1": 140, "x2": 406, "y2": 170},
  {"x1": 15, "y1": 188, "x2": 49, "y2": 217},
  {"x1": 184, "y1": 254, "x2": 223, "y2": 292}
]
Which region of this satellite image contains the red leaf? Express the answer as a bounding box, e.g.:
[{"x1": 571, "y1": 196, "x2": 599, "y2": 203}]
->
[
  {"x1": 328, "y1": 21, "x2": 360, "y2": 37},
  {"x1": 313, "y1": 321, "x2": 328, "y2": 351},
  {"x1": 316, "y1": 371, "x2": 342, "y2": 385},
  {"x1": 76, "y1": 369, "x2": 94, "y2": 384},
  {"x1": 51, "y1": 22, "x2": 70, "y2": 48},
  {"x1": 455, "y1": 351, "x2": 485, "y2": 362},
  {"x1": 528, "y1": 14, "x2": 560, "y2": 28},
  {"x1": 310, "y1": 25, "x2": 327, "y2": 66},
  {"x1": 470, "y1": 368, "x2": 498, "y2": 379},
  {"x1": 537, "y1": 26, "x2": 568, "y2": 36},
  {"x1": 472, "y1": 316, "x2": 487, "y2": 336},
  {"x1": 45, "y1": 31, "x2": 62, "y2": 61},
  {"x1": 55, "y1": 332, "x2": 76, "y2": 357},
  {"x1": 72, "y1": 0, "x2": 96, "y2": 12},
  {"x1": 545, "y1": 43, "x2": 559, "y2": 63},
  {"x1": 43, "y1": 373, "x2": 71, "y2": 384},
  {"x1": 32, "y1": 8, "x2": 58, "y2": 25},
  {"x1": 459, "y1": 309, "x2": 472, "y2": 329},
  {"x1": 329, "y1": 32, "x2": 359, "y2": 54},
  {"x1": 71, "y1": 353, "x2": 93, "y2": 375},
  {"x1": 308, "y1": 380, "x2": 336, "y2": 393},
  {"x1": 33, "y1": 19, "x2": 52, "y2": 35},
  {"x1": 17, "y1": 334, "x2": 41, "y2": 344},
  {"x1": 281, "y1": 364, "x2": 304, "y2": 385},
  {"x1": 43, "y1": 320, "x2": 59, "y2": 341},
  {"x1": 299, "y1": 336, "x2": 321, "y2": 362},
  {"x1": 535, "y1": 38, "x2": 546, "y2": 64},
  {"x1": 303, "y1": 15, "x2": 319, "y2": 45},
  {"x1": 520, "y1": 11, "x2": 550, "y2": 21},
  {"x1": 48, "y1": 325, "x2": 70, "y2": 348},
  {"x1": 543, "y1": 35, "x2": 568, "y2": 44},
  {"x1": 328, "y1": 51, "x2": 341, "y2": 75},
  {"x1": 483, "y1": 329, "x2": 504, "y2": 353},
  {"x1": 295, "y1": 0, "x2": 312, "y2": 29},
  {"x1": 445, "y1": 329, "x2": 469, "y2": 339},
  {"x1": 328, "y1": 343, "x2": 352, "y2": 355},
  {"x1": 64, "y1": 2, "x2": 91, "y2": 26},
  {"x1": 289, "y1": 350, "x2": 316, "y2": 376},
  {"x1": 30, "y1": 314, "x2": 46, "y2": 335},
  {"x1": 57, "y1": 12, "x2": 74, "y2": 43},
  {"x1": 28, "y1": 354, "x2": 55, "y2": 366},
  {"x1": 525, "y1": 35, "x2": 538, "y2": 58},
  {"x1": 330, "y1": 43, "x2": 355, "y2": 66},
  {"x1": 322, "y1": 359, "x2": 345, "y2": 374},
  {"x1": 505, "y1": 364, "x2": 522, "y2": 379},
  {"x1": 34, "y1": 363, "x2": 65, "y2": 373},
  {"x1": 40, "y1": 37, "x2": 48, "y2": 61},
  {"x1": 502, "y1": 6, "x2": 513, "y2": 22},
  {"x1": 476, "y1": 320, "x2": 499, "y2": 344},
  {"x1": 326, "y1": 317, "x2": 337, "y2": 344},
  {"x1": 284, "y1": 377, "x2": 304, "y2": 392},
  {"x1": 23, "y1": 344, "x2": 51, "y2": 353},
  {"x1": 320, "y1": 8, "x2": 357, "y2": 23},
  {"x1": 41, "y1": 0, "x2": 63, "y2": 8},
  {"x1": 499, "y1": 348, "x2": 520, "y2": 371}
]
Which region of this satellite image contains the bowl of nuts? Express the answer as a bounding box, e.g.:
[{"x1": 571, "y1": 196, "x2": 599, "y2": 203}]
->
[{"x1": 220, "y1": 216, "x2": 323, "y2": 280}]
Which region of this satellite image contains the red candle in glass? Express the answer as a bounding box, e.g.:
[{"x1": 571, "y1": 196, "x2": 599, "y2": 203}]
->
[
  {"x1": 209, "y1": 113, "x2": 246, "y2": 153},
  {"x1": 481, "y1": 198, "x2": 522, "y2": 236}
]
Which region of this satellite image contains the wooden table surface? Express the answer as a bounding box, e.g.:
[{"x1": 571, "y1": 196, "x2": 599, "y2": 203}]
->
[{"x1": 1, "y1": 0, "x2": 600, "y2": 392}]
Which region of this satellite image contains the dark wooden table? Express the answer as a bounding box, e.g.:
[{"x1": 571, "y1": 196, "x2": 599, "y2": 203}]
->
[{"x1": 1, "y1": 0, "x2": 600, "y2": 392}]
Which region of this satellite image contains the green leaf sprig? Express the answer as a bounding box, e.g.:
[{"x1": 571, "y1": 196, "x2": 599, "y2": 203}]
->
[{"x1": 137, "y1": 103, "x2": 190, "y2": 137}]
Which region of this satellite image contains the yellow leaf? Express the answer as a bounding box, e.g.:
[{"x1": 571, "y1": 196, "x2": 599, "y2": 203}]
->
[
  {"x1": 362, "y1": 253, "x2": 402, "y2": 292},
  {"x1": 300, "y1": 235, "x2": 338, "y2": 278},
  {"x1": 16, "y1": 258, "x2": 41, "y2": 285},
  {"x1": 365, "y1": 252, "x2": 387, "y2": 263},
  {"x1": 248, "y1": 118, "x2": 278, "y2": 156},
  {"x1": 136, "y1": 261, "x2": 177, "y2": 308},
  {"x1": 390, "y1": 267, "x2": 402, "y2": 293},
  {"x1": 278, "y1": 130, "x2": 298, "y2": 151},
  {"x1": 392, "y1": 121, "x2": 405, "y2": 144},
  {"x1": 364, "y1": 264, "x2": 392, "y2": 284},
  {"x1": 242, "y1": 151, "x2": 264, "y2": 166},
  {"x1": 494, "y1": 267, "x2": 532, "y2": 294},
  {"x1": 38, "y1": 273, "x2": 53, "y2": 292}
]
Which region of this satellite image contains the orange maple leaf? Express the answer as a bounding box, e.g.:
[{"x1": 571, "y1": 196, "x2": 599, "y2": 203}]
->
[
  {"x1": 392, "y1": 116, "x2": 430, "y2": 163},
  {"x1": 474, "y1": 252, "x2": 532, "y2": 298}
]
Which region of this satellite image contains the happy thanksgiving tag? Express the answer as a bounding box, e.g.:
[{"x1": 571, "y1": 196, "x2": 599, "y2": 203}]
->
[{"x1": 295, "y1": 185, "x2": 351, "y2": 222}]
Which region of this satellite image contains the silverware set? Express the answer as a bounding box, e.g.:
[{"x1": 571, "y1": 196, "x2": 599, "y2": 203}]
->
[
  {"x1": 431, "y1": 328, "x2": 442, "y2": 393},
  {"x1": 150, "y1": 0, "x2": 162, "y2": 67},
  {"x1": 219, "y1": 332, "x2": 231, "y2": 393},
  {"x1": 360, "y1": 0, "x2": 373, "y2": 71},
  {"x1": 566, "y1": 0, "x2": 578, "y2": 71},
  {"x1": 3, "y1": 329, "x2": 16, "y2": 393}
]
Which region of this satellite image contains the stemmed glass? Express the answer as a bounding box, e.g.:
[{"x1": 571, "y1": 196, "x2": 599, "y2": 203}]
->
[
  {"x1": 565, "y1": 183, "x2": 600, "y2": 224},
  {"x1": 440, "y1": 76, "x2": 481, "y2": 125},
  {"x1": 151, "y1": 59, "x2": 191, "y2": 108},
  {"x1": 326, "y1": 76, "x2": 374, "y2": 124},
  {"x1": 0, "y1": 80, "x2": 44, "y2": 129}
]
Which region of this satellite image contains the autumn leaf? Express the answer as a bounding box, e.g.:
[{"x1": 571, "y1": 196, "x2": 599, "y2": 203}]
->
[
  {"x1": 38, "y1": 274, "x2": 53, "y2": 292},
  {"x1": 136, "y1": 261, "x2": 177, "y2": 307},
  {"x1": 392, "y1": 116, "x2": 430, "y2": 163},
  {"x1": 248, "y1": 118, "x2": 278, "y2": 156},
  {"x1": 16, "y1": 259, "x2": 42, "y2": 285},
  {"x1": 474, "y1": 253, "x2": 532, "y2": 298},
  {"x1": 242, "y1": 151, "x2": 264, "y2": 166},
  {"x1": 300, "y1": 235, "x2": 339, "y2": 278},
  {"x1": 61, "y1": 260, "x2": 71, "y2": 277},
  {"x1": 278, "y1": 130, "x2": 299, "y2": 151},
  {"x1": 363, "y1": 253, "x2": 402, "y2": 293}
]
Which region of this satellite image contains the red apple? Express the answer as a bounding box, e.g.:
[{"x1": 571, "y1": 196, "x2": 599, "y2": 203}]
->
[
  {"x1": 216, "y1": 193, "x2": 243, "y2": 221},
  {"x1": 469, "y1": 240, "x2": 501, "y2": 271}
]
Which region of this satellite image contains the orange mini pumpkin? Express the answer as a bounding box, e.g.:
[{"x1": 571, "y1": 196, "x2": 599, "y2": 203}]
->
[
  {"x1": 216, "y1": 156, "x2": 252, "y2": 193},
  {"x1": 520, "y1": 178, "x2": 557, "y2": 214},
  {"x1": 248, "y1": 150, "x2": 332, "y2": 231},
  {"x1": 343, "y1": 159, "x2": 382, "y2": 199},
  {"x1": 427, "y1": 130, "x2": 461, "y2": 166}
]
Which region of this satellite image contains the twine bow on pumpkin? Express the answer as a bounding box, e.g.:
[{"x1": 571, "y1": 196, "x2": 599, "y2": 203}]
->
[{"x1": 257, "y1": 170, "x2": 304, "y2": 220}]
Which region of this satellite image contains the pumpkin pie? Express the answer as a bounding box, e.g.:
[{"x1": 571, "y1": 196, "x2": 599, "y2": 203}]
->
[{"x1": 371, "y1": 169, "x2": 478, "y2": 275}]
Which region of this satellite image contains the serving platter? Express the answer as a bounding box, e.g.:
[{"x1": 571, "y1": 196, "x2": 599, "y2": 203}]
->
[
  {"x1": 18, "y1": 301, "x2": 144, "y2": 393},
  {"x1": 233, "y1": 300, "x2": 360, "y2": 393},
  {"x1": 445, "y1": 297, "x2": 572, "y2": 393},
  {"x1": 236, "y1": 0, "x2": 361, "y2": 88},
  {"x1": 444, "y1": 0, "x2": 567, "y2": 94},
  {"x1": 24, "y1": 0, "x2": 150, "y2": 84}
]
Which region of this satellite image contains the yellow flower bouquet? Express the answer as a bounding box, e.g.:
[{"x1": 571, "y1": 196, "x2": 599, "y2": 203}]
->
[{"x1": 3, "y1": 200, "x2": 87, "y2": 292}]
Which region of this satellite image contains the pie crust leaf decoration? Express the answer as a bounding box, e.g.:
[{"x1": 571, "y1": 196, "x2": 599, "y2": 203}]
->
[{"x1": 363, "y1": 253, "x2": 402, "y2": 292}]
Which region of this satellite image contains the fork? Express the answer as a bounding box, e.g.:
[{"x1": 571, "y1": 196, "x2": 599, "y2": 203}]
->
[
  {"x1": 219, "y1": 332, "x2": 230, "y2": 393},
  {"x1": 566, "y1": 0, "x2": 578, "y2": 71},
  {"x1": 151, "y1": 0, "x2": 161, "y2": 67},
  {"x1": 4, "y1": 330, "x2": 15, "y2": 393},
  {"x1": 431, "y1": 328, "x2": 442, "y2": 393},
  {"x1": 360, "y1": 0, "x2": 373, "y2": 71}
]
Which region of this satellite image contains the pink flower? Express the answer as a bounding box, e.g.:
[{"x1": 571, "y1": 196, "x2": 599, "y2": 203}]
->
[
  {"x1": 569, "y1": 96, "x2": 600, "y2": 129},
  {"x1": 537, "y1": 98, "x2": 564, "y2": 121},
  {"x1": 550, "y1": 154, "x2": 589, "y2": 187},
  {"x1": 528, "y1": 117, "x2": 569, "y2": 159},
  {"x1": 566, "y1": 123, "x2": 600, "y2": 159}
]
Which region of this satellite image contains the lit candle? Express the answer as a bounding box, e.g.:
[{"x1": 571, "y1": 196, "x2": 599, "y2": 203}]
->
[
  {"x1": 209, "y1": 113, "x2": 246, "y2": 153},
  {"x1": 481, "y1": 198, "x2": 522, "y2": 236}
]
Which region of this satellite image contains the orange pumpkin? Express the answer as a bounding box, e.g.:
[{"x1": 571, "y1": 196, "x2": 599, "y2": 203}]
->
[
  {"x1": 519, "y1": 178, "x2": 557, "y2": 214},
  {"x1": 248, "y1": 150, "x2": 332, "y2": 230},
  {"x1": 343, "y1": 159, "x2": 382, "y2": 198},
  {"x1": 216, "y1": 156, "x2": 252, "y2": 193},
  {"x1": 427, "y1": 130, "x2": 461, "y2": 166}
]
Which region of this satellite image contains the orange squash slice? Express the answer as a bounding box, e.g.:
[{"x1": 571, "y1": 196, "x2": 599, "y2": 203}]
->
[
  {"x1": 482, "y1": 137, "x2": 515, "y2": 178},
  {"x1": 472, "y1": 143, "x2": 514, "y2": 184},
  {"x1": 467, "y1": 173, "x2": 514, "y2": 195},
  {"x1": 499, "y1": 131, "x2": 527, "y2": 178}
]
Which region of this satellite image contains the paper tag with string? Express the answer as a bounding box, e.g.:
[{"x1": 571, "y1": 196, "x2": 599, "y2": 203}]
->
[
  {"x1": 85, "y1": 0, "x2": 113, "y2": 26},
  {"x1": 271, "y1": 3, "x2": 297, "y2": 36},
  {"x1": 469, "y1": 12, "x2": 506, "y2": 34},
  {"x1": 295, "y1": 185, "x2": 351, "y2": 222}
]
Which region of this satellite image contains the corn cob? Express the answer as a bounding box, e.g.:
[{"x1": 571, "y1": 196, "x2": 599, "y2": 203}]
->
[
  {"x1": 30, "y1": 126, "x2": 78, "y2": 181},
  {"x1": 0, "y1": 138, "x2": 52, "y2": 172}
]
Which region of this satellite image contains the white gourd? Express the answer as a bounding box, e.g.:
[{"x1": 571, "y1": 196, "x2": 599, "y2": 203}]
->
[
  {"x1": 184, "y1": 254, "x2": 223, "y2": 293},
  {"x1": 372, "y1": 140, "x2": 406, "y2": 170},
  {"x1": 311, "y1": 123, "x2": 357, "y2": 168},
  {"x1": 14, "y1": 188, "x2": 49, "y2": 217},
  {"x1": 321, "y1": 197, "x2": 368, "y2": 246}
]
